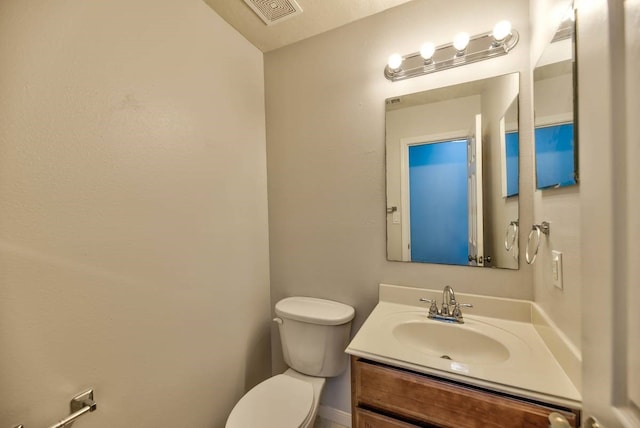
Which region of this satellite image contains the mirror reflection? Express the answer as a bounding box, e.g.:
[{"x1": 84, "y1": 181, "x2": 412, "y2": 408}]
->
[
  {"x1": 533, "y1": 8, "x2": 578, "y2": 189},
  {"x1": 386, "y1": 73, "x2": 519, "y2": 269}
]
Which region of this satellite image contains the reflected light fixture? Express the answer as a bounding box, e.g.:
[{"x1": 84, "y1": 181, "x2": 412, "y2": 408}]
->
[{"x1": 384, "y1": 21, "x2": 519, "y2": 81}]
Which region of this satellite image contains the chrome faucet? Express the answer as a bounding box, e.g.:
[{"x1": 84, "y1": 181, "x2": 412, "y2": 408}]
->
[
  {"x1": 441, "y1": 285, "x2": 456, "y2": 316},
  {"x1": 419, "y1": 285, "x2": 473, "y2": 324}
]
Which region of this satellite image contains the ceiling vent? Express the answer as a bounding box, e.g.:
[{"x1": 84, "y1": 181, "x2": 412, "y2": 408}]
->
[{"x1": 243, "y1": 0, "x2": 303, "y2": 26}]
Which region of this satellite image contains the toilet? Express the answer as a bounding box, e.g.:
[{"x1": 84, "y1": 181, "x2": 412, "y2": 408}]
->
[{"x1": 226, "y1": 296, "x2": 355, "y2": 428}]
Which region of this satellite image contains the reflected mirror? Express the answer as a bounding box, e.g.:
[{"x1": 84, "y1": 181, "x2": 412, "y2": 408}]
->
[
  {"x1": 386, "y1": 73, "x2": 520, "y2": 269},
  {"x1": 533, "y1": 7, "x2": 578, "y2": 188}
]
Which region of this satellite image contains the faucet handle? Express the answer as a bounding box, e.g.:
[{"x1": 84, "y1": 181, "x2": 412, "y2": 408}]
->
[
  {"x1": 452, "y1": 303, "x2": 473, "y2": 318},
  {"x1": 419, "y1": 298, "x2": 439, "y2": 316}
]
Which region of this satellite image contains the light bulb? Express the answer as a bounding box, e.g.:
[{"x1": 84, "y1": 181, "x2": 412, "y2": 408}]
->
[
  {"x1": 453, "y1": 32, "x2": 470, "y2": 52},
  {"x1": 387, "y1": 53, "x2": 403, "y2": 70},
  {"x1": 420, "y1": 42, "x2": 436, "y2": 61},
  {"x1": 492, "y1": 20, "x2": 512, "y2": 42}
]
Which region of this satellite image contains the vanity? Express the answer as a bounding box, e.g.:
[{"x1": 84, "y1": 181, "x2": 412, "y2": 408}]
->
[{"x1": 346, "y1": 284, "x2": 582, "y2": 427}]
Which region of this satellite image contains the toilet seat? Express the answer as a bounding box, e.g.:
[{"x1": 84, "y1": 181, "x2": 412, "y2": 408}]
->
[{"x1": 226, "y1": 374, "x2": 314, "y2": 428}]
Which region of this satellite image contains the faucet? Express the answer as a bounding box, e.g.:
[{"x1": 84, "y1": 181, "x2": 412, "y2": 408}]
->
[
  {"x1": 419, "y1": 285, "x2": 473, "y2": 324},
  {"x1": 441, "y1": 285, "x2": 456, "y2": 316}
]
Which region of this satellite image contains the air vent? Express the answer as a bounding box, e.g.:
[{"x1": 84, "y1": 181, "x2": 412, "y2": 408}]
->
[{"x1": 243, "y1": 0, "x2": 303, "y2": 26}]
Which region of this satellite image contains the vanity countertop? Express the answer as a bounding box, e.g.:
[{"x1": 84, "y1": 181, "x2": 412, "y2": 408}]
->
[{"x1": 346, "y1": 284, "x2": 582, "y2": 409}]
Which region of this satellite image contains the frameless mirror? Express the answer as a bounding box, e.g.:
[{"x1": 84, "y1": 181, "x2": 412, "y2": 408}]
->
[
  {"x1": 386, "y1": 73, "x2": 520, "y2": 269},
  {"x1": 533, "y1": 7, "x2": 578, "y2": 189}
]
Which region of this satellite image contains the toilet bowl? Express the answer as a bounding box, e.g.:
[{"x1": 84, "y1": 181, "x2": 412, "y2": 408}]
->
[{"x1": 225, "y1": 297, "x2": 355, "y2": 428}]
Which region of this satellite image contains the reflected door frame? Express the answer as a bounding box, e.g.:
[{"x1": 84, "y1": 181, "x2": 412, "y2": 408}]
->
[
  {"x1": 466, "y1": 114, "x2": 484, "y2": 267},
  {"x1": 400, "y1": 130, "x2": 468, "y2": 262}
]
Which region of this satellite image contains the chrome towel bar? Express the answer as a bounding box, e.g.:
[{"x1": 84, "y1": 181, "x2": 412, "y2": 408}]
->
[
  {"x1": 525, "y1": 221, "x2": 551, "y2": 264},
  {"x1": 504, "y1": 220, "x2": 519, "y2": 252},
  {"x1": 13, "y1": 389, "x2": 96, "y2": 428}
]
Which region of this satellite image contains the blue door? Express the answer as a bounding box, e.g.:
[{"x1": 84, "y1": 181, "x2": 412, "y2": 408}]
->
[{"x1": 409, "y1": 140, "x2": 468, "y2": 264}]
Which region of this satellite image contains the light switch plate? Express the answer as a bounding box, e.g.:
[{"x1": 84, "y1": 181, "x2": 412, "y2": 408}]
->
[{"x1": 552, "y1": 250, "x2": 563, "y2": 289}]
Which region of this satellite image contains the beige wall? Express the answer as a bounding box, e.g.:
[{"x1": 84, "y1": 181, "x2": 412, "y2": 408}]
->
[
  {"x1": 0, "y1": 0, "x2": 270, "y2": 426},
  {"x1": 529, "y1": 0, "x2": 582, "y2": 351},
  {"x1": 265, "y1": 0, "x2": 532, "y2": 413}
]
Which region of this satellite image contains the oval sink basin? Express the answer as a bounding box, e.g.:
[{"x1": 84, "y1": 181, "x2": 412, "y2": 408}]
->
[{"x1": 392, "y1": 321, "x2": 510, "y2": 364}]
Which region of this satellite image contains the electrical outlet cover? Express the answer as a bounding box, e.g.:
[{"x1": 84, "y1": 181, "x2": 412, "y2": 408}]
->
[{"x1": 552, "y1": 250, "x2": 563, "y2": 289}]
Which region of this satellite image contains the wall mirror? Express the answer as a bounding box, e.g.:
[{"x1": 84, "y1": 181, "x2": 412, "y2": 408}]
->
[
  {"x1": 386, "y1": 73, "x2": 520, "y2": 269},
  {"x1": 533, "y1": 7, "x2": 578, "y2": 189}
]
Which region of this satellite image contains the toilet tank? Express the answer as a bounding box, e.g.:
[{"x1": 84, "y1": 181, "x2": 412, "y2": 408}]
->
[{"x1": 275, "y1": 297, "x2": 355, "y2": 377}]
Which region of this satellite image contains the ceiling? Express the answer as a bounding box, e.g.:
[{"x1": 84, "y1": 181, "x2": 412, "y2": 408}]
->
[{"x1": 203, "y1": 0, "x2": 415, "y2": 52}]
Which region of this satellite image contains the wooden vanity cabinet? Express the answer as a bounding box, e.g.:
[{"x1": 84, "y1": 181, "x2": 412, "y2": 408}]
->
[{"x1": 351, "y1": 357, "x2": 581, "y2": 428}]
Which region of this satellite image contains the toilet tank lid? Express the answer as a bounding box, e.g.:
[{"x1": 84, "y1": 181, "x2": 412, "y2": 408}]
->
[{"x1": 275, "y1": 297, "x2": 355, "y2": 325}]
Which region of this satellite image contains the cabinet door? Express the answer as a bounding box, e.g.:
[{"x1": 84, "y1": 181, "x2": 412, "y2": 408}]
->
[
  {"x1": 354, "y1": 408, "x2": 420, "y2": 428},
  {"x1": 352, "y1": 358, "x2": 579, "y2": 428}
]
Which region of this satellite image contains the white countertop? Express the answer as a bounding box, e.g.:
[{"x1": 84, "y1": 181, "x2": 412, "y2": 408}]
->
[{"x1": 346, "y1": 285, "x2": 582, "y2": 409}]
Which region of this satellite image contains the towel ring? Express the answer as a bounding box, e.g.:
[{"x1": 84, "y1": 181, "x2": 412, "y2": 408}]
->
[
  {"x1": 504, "y1": 220, "x2": 519, "y2": 251},
  {"x1": 525, "y1": 221, "x2": 550, "y2": 264}
]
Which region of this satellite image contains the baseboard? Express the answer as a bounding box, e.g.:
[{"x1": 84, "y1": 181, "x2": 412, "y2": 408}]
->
[{"x1": 318, "y1": 405, "x2": 352, "y2": 427}]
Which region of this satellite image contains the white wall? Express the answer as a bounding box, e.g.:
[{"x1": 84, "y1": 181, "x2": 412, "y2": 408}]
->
[
  {"x1": 265, "y1": 0, "x2": 531, "y2": 413},
  {"x1": 534, "y1": 72, "x2": 574, "y2": 124},
  {"x1": 0, "y1": 0, "x2": 270, "y2": 426},
  {"x1": 529, "y1": 0, "x2": 582, "y2": 351},
  {"x1": 481, "y1": 74, "x2": 520, "y2": 270}
]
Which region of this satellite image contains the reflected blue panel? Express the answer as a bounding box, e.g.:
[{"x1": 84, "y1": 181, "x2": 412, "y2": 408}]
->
[
  {"x1": 506, "y1": 131, "x2": 519, "y2": 197},
  {"x1": 409, "y1": 140, "x2": 468, "y2": 265},
  {"x1": 535, "y1": 123, "x2": 576, "y2": 189}
]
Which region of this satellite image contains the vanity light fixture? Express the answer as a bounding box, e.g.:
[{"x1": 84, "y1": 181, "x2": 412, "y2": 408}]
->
[
  {"x1": 563, "y1": 6, "x2": 576, "y2": 22},
  {"x1": 384, "y1": 21, "x2": 519, "y2": 81},
  {"x1": 387, "y1": 53, "x2": 403, "y2": 71},
  {"x1": 420, "y1": 42, "x2": 436, "y2": 63},
  {"x1": 453, "y1": 32, "x2": 470, "y2": 54},
  {"x1": 492, "y1": 20, "x2": 512, "y2": 46}
]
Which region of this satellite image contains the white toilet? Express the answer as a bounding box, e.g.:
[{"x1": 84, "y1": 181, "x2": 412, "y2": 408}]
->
[{"x1": 226, "y1": 296, "x2": 355, "y2": 428}]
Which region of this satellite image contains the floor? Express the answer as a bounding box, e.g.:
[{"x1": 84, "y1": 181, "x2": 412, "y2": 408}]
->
[{"x1": 314, "y1": 416, "x2": 348, "y2": 428}]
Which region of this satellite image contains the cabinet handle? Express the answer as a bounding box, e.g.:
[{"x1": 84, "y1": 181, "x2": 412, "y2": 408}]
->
[
  {"x1": 548, "y1": 412, "x2": 571, "y2": 428},
  {"x1": 582, "y1": 416, "x2": 602, "y2": 428}
]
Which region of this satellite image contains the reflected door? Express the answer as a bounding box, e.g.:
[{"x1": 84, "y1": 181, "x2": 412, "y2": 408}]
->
[
  {"x1": 407, "y1": 140, "x2": 468, "y2": 264},
  {"x1": 534, "y1": 123, "x2": 576, "y2": 188}
]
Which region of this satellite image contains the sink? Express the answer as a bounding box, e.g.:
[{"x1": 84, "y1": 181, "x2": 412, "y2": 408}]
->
[
  {"x1": 345, "y1": 288, "x2": 582, "y2": 406},
  {"x1": 392, "y1": 320, "x2": 511, "y2": 364}
]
